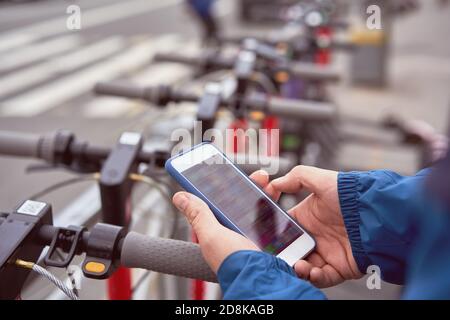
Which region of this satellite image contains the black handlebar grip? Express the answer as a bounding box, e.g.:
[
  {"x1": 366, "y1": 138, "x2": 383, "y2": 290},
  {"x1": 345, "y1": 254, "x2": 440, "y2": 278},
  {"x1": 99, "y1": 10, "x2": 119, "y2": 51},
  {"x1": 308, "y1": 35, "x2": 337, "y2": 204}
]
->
[
  {"x1": 94, "y1": 82, "x2": 149, "y2": 100},
  {"x1": 268, "y1": 97, "x2": 336, "y2": 121},
  {"x1": 247, "y1": 93, "x2": 336, "y2": 121},
  {"x1": 0, "y1": 131, "x2": 64, "y2": 163},
  {"x1": 154, "y1": 53, "x2": 201, "y2": 66},
  {"x1": 120, "y1": 232, "x2": 217, "y2": 283},
  {"x1": 94, "y1": 82, "x2": 197, "y2": 106},
  {"x1": 0, "y1": 131, "x2": 42, "y2": 159},
  {"x1": 288, "y1": 62, "x2": 341, "y2": 82}
]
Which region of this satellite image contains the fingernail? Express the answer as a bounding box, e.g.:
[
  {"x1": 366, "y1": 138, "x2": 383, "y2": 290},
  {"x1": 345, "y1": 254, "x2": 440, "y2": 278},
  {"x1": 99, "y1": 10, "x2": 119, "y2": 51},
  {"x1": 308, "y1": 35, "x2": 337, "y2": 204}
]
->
[{"x1": 173, "y1": 193, "x2": 189, "y2": 211}]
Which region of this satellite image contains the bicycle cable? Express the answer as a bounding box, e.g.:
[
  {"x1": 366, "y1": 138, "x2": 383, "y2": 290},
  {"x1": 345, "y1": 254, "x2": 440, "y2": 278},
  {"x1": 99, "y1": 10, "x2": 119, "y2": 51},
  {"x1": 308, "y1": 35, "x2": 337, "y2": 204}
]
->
[
  {"x1": 128, "y1": 173, "x2": 179, "y2": 295},
  {"x1": 15, "y1": 259, "x2": 79, "y2": 300},
  {"x1": 23, "y1": 172, "x2": 178, "y2": 299},
  {"x1": 129, "y1": 173, "x2": 178, "y2": 237},
  {"x1": 28, "y1": 173, "x2": 100, "y2": 201}
]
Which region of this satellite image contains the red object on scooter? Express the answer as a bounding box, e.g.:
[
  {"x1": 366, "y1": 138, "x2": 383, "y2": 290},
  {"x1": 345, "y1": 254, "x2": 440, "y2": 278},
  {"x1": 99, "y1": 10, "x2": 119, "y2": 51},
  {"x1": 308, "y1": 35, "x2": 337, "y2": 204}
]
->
[
  {"x1": 314, "y1": 27, "x2": 332, "y2": 65},
  {"x1": 107, "y1": 267, "x2": 132, "y2": 300}
]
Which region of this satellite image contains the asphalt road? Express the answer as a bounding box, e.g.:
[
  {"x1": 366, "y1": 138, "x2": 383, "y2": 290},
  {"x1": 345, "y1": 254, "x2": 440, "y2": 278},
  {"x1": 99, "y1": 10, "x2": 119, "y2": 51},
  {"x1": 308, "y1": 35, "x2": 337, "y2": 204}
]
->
[{"x1": 0, "y1": 0, "x2": 201, "y2": 210}]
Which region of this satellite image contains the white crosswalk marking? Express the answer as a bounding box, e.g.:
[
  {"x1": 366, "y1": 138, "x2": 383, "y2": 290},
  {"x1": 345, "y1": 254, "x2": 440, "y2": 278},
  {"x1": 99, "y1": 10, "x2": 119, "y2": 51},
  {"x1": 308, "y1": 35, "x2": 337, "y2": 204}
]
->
[
  {"x1": 0, "y1": 34, "x2": 36, "y2": 55},
  {"x1": 81, "y1": 97, "x2": 136, "y2": 118},
  {"x1": 0, "y1": 34, "x2": 180, "y2": 117},
  {"x1": 81, "y1": 41, "x2": 200, "y2": 118},
  {"x1": 0, "y1": 0, "x2": 113, "y2": 24},
  {"x1": 0, "y1": 36, "x2": 126, "y2": 99},
  {"x1": 81, "y1": 64, "x2": 193, "y2": 119},
  {"x1": 215, "y1": 0, "x2": 235, "y2": 17},
  {"x1": 0, "y1": 35, "x2": 82, "y2": 73},
  {"x1": 0, "y1": 0, "x2": 181, "y2": 53}
]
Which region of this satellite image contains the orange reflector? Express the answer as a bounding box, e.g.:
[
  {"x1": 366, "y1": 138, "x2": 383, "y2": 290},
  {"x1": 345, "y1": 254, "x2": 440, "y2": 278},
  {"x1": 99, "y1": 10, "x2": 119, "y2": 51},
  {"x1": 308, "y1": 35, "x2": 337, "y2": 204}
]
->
[
  {"x1": 275, "y1": 71, "x2": 290, "y2": 83},
  {"x1": 85, "y1": 261, "x2": 106, "y2": 273},
  {"x1": 250, "y1": 111, "x2": 265, "y2": 121}
]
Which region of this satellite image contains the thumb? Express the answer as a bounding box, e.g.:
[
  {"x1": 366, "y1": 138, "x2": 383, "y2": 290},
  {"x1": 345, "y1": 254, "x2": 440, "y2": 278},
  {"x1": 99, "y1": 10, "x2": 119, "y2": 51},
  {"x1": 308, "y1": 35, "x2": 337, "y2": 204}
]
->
[
  {"x1": 172, "y1": 192, "x2": 221, "y2": 241},
  {"x1": 173, "y1": 191, "x2": 259, "y2": 273},
  {"x1": 271, "y1": 165, "x2": 337, "y2": 196}
]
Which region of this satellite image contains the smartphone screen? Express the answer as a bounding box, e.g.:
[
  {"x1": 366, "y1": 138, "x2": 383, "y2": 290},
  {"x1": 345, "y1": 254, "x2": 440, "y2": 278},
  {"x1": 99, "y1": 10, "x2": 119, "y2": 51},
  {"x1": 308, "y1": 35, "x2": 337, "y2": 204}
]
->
[{"x1": 181, "y1": 153, "x2": 304, "y2": 255}]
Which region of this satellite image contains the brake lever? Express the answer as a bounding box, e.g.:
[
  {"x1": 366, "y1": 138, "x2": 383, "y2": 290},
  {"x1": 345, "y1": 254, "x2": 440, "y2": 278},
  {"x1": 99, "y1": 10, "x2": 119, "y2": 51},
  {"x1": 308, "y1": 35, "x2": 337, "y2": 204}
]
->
[{"x1": 25, "y1": 163, "x2": 58, "y2": 174}]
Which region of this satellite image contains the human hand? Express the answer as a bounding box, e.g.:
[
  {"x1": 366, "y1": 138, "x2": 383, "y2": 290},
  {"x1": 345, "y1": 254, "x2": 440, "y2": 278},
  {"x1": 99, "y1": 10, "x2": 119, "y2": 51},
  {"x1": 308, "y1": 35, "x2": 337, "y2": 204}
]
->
[
  {"x1": 172, "y1": 171, "x2": 272, "y2": 273},
  {"x1": 269, "y1": 166, "x2": 362, "y2": 287}
]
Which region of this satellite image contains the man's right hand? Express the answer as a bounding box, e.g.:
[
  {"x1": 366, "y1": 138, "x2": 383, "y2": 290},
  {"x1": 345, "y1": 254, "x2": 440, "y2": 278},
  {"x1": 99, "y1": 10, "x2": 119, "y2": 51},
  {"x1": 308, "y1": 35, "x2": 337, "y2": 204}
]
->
[{"x1": 254, "y1": 166, "x2": 363, "y2": 288}]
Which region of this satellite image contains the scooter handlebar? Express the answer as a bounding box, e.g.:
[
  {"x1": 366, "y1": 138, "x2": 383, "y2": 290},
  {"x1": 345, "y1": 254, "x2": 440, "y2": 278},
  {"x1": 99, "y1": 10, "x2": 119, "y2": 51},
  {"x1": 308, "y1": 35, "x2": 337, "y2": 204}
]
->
[
  {"x1": 288, "y1": 62, "x2": 341, "y2": 82},
  {"x1": 120, "y1": 232, "x2": 217, "y2": 283},
  {"x1": 0, "y1": 131, "x2": 56, "y2": 162},
  {"x1": 247, "y1": 93, "x2": 336, "y2": 121}
]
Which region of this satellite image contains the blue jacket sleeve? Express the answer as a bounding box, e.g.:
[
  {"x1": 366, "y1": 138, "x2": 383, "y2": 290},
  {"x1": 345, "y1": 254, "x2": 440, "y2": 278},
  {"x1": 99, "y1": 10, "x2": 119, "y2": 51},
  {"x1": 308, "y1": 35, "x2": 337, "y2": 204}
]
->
[
  {"x1": 402, "y1": 196, "x2": 450, "y2": 299},
  {"x1": 217, "y1": 250, "x2": 326, "y2": 300},
  {"x1": 337, "y1": 169, "x2": 430, "y2": 285}
]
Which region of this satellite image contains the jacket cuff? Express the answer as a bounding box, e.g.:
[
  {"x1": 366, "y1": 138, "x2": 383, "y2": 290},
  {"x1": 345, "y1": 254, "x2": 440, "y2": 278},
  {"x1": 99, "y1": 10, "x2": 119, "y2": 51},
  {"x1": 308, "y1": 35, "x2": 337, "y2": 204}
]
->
[
  {"x1": 217, "y1": 250, "x2": 296, "y2": 289},
  {"x1": 337, "y1": 172, "x2": 372, "y2": 274},
  {"x1": 217, "y1": 250, "x2": 326, "y2": 300}
]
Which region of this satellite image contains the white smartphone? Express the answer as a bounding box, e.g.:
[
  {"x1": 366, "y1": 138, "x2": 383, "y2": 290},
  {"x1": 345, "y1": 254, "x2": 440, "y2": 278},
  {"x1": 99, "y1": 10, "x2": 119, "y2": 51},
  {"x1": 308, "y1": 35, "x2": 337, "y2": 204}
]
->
[{"x1": 165, "y1": 142, "x2": 315, "y2": 266}]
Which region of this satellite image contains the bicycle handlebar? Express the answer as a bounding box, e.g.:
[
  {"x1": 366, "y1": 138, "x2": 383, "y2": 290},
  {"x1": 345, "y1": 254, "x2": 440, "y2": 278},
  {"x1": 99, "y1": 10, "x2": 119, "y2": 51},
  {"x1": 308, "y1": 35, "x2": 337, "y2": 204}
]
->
[
  {"x1": 154, "y1": 52, "x2": 196, "y2": 65},
  {"x1": 0, "y1": 131, "x2": 54, "y2": 162},
  {"x1": 0, "y1": 130, "x2": 165, "y2": 171},
  {"x1": 256, "y1": 94, "x2": 336, "y2": 120},
  {"x1": 120, "y1": 232, "x2": 217, "y2": 283},
  {"x1": 94, "y1": 82, "x2": 198, "y2": 105},
  {"x1": 94, "y1": 83, "x2": 336, "y2": 121},
  {"x1": 219, "y1": 34, "x2": 355, "y2": 53},
  {"x1": 94, "y1": 82, "x2": 156, "y2": 100},
  {"x1": 153, "y1": 52, "x2": 341, "y2": 82},
  {"x1": 0, "y1": 211, "x2": 218, "y2": 296},
  {"x1": 288, "y1": 62, "x2": 340, "y2": 82}
]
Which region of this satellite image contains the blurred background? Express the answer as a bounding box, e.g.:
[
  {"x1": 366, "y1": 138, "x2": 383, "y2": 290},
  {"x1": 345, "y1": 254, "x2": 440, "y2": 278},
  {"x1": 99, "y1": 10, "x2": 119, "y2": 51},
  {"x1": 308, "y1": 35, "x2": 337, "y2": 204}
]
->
[{"x1": 0, "y1": 0, "x2": 449, "y2": 300}]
